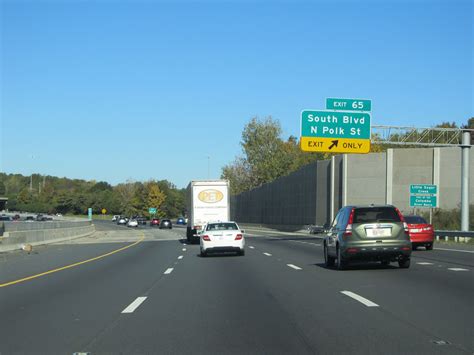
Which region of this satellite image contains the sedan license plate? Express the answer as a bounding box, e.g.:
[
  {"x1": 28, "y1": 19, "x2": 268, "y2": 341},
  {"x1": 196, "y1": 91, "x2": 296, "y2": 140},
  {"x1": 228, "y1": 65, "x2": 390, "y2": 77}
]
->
[
  {"x1": 410, "y1": 228, "x2": 420, "y2": 233},
  {"x1": 366, "y1": 228, "x2": 391, "y2": 237}
]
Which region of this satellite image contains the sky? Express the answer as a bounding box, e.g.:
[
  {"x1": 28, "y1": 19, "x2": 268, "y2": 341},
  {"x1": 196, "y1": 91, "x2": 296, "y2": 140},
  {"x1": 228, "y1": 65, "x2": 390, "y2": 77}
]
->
[{"x1": 1, "y1": 0, "x2": 473, "y2": 188}]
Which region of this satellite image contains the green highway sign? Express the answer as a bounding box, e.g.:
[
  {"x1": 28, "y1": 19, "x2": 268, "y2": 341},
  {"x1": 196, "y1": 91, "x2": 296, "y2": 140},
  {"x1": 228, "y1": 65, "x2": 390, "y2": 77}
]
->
[
  {"x1": 410, "y1": 195, "x2": 437, "y2": 208},
  {"x1": 300, "y1": 110, "x2": 371, "y2": 154},
  {"x1": 326, "y1": 98, "x2": 372, "y2": 112},
  {"x1": 301, "y1": 110, "x2": 371, "y2": 139},
  {"x1": 409, "y1": 184, "x2": 438, "y2": 208},
  {"x1": 410, "y1": 184, "x2": 437, "y2": 195},
  {"x1": 148, "y1": 207, "x2": 157, "y2": 214}
]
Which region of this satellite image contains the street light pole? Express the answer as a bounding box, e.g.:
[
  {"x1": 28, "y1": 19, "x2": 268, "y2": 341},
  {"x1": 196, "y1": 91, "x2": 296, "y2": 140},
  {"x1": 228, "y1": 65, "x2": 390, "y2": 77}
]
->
[
  {"x1": 461, "y1": 131, "x2": 470, "y2": 231},
  {"x1": 207, "y1": 155, "x2": 210, "y2": 179}
]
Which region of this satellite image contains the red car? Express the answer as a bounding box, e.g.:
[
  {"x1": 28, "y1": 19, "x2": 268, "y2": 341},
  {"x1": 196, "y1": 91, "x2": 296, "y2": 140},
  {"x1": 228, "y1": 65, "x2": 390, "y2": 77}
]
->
[
  {"x1": 404, "y1": 215, "x2": 434, "y2": 250},
  {"x1": 150, "y1": 218, "x2": 160, "y2": 227}
]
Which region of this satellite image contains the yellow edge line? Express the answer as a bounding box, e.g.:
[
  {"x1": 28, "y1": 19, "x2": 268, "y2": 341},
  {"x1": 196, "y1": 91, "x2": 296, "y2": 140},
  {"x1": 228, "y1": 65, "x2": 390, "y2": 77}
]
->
[{"x1": 0, "y1": 232, "x2": 145, "y2": 288}]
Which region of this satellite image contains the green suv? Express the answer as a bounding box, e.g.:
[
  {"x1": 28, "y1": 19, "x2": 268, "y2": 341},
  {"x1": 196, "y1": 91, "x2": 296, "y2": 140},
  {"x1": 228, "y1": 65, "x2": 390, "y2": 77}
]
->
[{"x1": 323, "y1": 205, "x2": 412, "y2": 269}]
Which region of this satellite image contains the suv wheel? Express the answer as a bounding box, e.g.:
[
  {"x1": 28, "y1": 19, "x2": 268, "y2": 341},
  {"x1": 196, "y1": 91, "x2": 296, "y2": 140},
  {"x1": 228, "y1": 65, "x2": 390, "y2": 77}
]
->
[
  {"x1": 398, "y1": 257, "x2": 410, "y2": 269},
  {"x1": 324, "y1": 243, "x2": 335, "y2": 267},
  {"x1": 336, "y1": 246, "x2": 346, "y2": 270}
]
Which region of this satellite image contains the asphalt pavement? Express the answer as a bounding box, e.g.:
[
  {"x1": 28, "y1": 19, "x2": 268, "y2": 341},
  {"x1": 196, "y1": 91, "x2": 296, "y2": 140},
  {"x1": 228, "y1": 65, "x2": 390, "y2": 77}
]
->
[{"x1": 0, "y1": 222, "x2": 472, "y2": 354}]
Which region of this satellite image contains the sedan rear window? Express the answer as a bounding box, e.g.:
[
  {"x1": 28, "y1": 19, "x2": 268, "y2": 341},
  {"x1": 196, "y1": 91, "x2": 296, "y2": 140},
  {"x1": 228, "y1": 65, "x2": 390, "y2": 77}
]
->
[
  {"x1": 353, "y1": 207, "x2": 401, "y2": 223},
  {"x1": 404, "y1": 216, "x2": 427, "y2": 224},
  {"x1": 206, "y1": 223, "x2": 238, "y2": 231}
]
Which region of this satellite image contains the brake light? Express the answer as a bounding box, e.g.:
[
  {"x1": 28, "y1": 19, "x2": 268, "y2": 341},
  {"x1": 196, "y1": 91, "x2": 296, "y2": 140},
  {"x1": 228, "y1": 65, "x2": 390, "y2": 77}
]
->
[
  {"x1": 202, "y1": 235, "x2": 210, "y2": 241},
  {"x1": 401, "y1": 246, "x2": 411, "y2": 251},
  {"x1": 235, "y1": 234, "x2": 243, "y2": 240},
  {"x1": 423, "y1": 226, "x2": 432, "y2": 231},
  {"x1": 343, "y1": 208, "x2": 355, "y2": 237},
  {"x1": 347, "y1": 248, "x2": 358, "y2": 253},
  {"x1": 395, "y1": 207, "x2": 409, "y2": 233}
]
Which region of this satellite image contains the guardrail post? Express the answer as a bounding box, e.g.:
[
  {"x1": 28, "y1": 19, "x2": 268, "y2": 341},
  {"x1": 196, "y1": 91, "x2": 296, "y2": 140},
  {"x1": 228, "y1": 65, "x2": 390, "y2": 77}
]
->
[{"x1": 461, "y1": 131, "x2": 470, "y2": 231}]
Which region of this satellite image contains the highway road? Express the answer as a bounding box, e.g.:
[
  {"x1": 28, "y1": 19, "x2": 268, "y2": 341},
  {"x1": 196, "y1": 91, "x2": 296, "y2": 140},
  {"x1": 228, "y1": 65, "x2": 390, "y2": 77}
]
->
[{"x1": 0, "y1": 221, "x2": 473, "y2": 354}]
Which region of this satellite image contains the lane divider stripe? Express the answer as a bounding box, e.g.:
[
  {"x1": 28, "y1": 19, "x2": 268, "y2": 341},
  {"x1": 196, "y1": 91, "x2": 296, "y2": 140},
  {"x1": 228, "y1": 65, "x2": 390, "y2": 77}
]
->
[
  {"x1": 164, "y1": 268, "x2": 174, "y2": 274},
  {"x1": 448, "y1": 268, "x2": 469, "y2": 271},
  {"x1": 263, "y1": 252, "x2": 272, "y2": 256},
  {"x1": 0, "y1": 233, "x2": 145, "y2": 288},
  {"x1": 341, "y1": 291, "x2": 379, "y2": 307},
  {"x1": 178, "y1": 256, "x2": 183, "y2": 260},
  {"x1": 122, "y1": 296, "x2": 147, "y2": 313},
  {"x1": 287, "y1": 264, "x2": 302, "y2": 270}
]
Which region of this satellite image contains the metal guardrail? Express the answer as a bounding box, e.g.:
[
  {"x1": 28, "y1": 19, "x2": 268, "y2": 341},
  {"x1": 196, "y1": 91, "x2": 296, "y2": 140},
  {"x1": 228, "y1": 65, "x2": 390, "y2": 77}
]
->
[{"x1": 434, "y1": 230, "x2": 474, "y2": 238}]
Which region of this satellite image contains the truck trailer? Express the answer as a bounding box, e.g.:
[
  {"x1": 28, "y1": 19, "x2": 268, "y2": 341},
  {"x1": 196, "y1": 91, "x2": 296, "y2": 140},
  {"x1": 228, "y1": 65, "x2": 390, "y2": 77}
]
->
[{"x1": 186, "y1": 180, "x2": 230, "y2": 242}]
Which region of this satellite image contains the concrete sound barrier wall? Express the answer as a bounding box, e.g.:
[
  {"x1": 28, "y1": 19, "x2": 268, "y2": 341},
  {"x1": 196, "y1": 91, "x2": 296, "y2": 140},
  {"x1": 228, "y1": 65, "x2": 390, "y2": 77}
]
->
[{"x1": 231, "y1": 147, "x2": 474, "y2": 229}]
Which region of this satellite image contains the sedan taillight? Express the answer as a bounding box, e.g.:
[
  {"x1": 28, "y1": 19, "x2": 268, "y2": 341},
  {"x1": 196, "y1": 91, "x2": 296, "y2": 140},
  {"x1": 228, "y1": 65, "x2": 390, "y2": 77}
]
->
[
  {"x1": 202, "y1": 235, "x2": 211, "y2": 241},
  {"x1": 235, "y1": 234, "x2": 243, "y2": 240}
]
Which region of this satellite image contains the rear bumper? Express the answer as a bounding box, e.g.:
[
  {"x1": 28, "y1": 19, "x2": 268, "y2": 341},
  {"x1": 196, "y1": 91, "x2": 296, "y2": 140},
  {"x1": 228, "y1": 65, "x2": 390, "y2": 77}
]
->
[
  {"x1": 409, "y1": 232, "x2": 434, "y2": 243},
  {"x1": 201, "y1": 240, "x2": 245, "y2": 252},
  {"x1": 203, "y1": 246, "x2": 243, "y2": 254},
  {"x1": 342, "y1": 244, "x2": 411, "y2": 261}
]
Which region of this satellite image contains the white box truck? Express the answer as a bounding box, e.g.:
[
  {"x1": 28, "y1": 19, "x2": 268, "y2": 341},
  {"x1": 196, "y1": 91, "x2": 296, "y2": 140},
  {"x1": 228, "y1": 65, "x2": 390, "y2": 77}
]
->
[{"x1": 186, "y1": 180, "x2": 230, "y2": 242}]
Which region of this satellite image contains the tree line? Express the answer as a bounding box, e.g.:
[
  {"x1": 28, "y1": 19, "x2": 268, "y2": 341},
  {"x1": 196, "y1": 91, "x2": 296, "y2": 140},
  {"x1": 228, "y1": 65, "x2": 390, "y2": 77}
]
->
[{"x1": 0, "y1": 173, "x2": 186, "y2": 218}]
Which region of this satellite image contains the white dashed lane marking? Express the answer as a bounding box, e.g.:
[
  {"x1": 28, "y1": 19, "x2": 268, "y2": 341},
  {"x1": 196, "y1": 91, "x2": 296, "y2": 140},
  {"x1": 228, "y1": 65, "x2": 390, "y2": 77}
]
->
[
  {"x1": 341, "y1": 291, "x2": 379, "y2": 307},
  {"x1": 121, "y1": 297, "x2": 147, "y2": 314},
  {"x1": 164, "y1": 268, "x2": 174, "y2": 274},
  {"x1": 182, "y1": 248, "x2": 187, "y2": 251},
  {"x1": 448, "y1": 268, "x2": 469, "y2": 272},
  {"x1": 249, "y1": 246, "x2": 255, "y2": 249},
  {"x1": 417, "y1": 262, "x2": 434, "y2": 265},
  {"x1": 263, "y1": 252, "x2": 272, "y2": 256},
  {"x1": 178, "y1": 256, "x2": 183, "y2": 260},
  {"x1": 287, "y1": 264, "x2": 302, "y2": 270}
]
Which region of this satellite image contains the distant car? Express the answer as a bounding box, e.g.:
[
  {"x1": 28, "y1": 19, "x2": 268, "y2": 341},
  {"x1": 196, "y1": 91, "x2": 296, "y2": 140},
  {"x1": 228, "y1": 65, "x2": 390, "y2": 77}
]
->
[
  {"x1": 323, "y1": 205, "x2": 412, "y2": 269},
  {"x1": 200, "y1": 221, "x2": 245, "y2": 257},
  {"x1": 0, "y1": 215, "x2": 12, "y2": 221},
  {"x1": 136, "y1": 216, "x2": 148, "y2": 225},
  {"x1": 25, "y1": 216, "x2": 35, "y2": 221},
  {"x1": 159, "y1": 219, "x2": 172, "y2": 229},
  {"x1": 150, "y1": 218, "x2": 160, "y2": 227},
  {"x1": 176, "y1": 217, "x2": 186, "y2": 225},
  {"x1": 127, "y1": 219, "x2": 139, "y2": 227},
  {"x1": 12, "y1": 214, "x2": 21, "y2": 220},
  {"x1": 117, "y1": 217, "x2": 127, "y2": 225},
  {"x1": 35, "y1": 214, "x2": 47, "y2": 221},
  {"x1": 403, "y1": 215, "x2": 434, "y2": 250},
  {"x1": 112, "y1": 215, "x2": 120, "y2": 222}
]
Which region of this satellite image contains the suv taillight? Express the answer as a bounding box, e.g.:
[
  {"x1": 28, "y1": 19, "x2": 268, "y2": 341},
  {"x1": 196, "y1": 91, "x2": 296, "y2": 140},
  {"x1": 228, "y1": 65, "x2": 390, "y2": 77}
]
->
[
  {"x1": 343, "y1": 208, "x2": 355, "y2": 237},
  {"x1": 202, "y1": 235, "x2": 210, "y2": 241},
  {"x1": 235, "y1": 234, "x2": 243, "y2": 240}
]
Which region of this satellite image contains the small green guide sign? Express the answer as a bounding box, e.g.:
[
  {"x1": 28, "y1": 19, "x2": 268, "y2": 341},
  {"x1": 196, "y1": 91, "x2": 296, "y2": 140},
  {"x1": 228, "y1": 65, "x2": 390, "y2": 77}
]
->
[
  {"x1": 326, "y1": 98, "x2": 372, "y2": 112},
  {"x1": 409, "y1": 184, "x2": 438, "y2": 208},
  {"x1": 148, "y1": 207, "x2": 157, "y2": 214}
]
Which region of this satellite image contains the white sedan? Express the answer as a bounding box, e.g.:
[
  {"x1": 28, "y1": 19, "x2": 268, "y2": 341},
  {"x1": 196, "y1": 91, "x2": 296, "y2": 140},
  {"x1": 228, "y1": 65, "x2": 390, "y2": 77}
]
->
[
  {"x1": 200, "y1": 221, "x2": 245, "y2": 257},
  {"x1": 127, "y1": 219, "x2": 139, "y2": 227}
]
